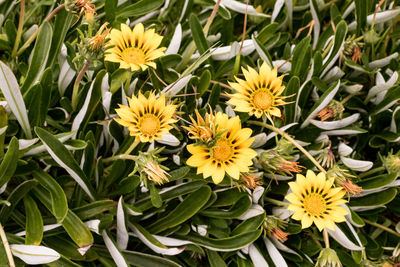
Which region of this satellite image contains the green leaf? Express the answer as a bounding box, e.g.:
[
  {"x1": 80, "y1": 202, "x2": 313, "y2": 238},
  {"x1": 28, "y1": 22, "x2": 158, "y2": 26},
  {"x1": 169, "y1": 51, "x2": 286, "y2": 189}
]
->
[
  {"x1": 252, "y1": 36, "x2": 273, "y2": 67},
  {"x1": 72, "y1": 70, "x2": 106, "y2": 135},
  {"x1": 121, "y1": 250, "x2": 180, "y2": 267},
  {"x1": 148, "y1": 186, "x2": 211, "y2": 234},
  {"x1": 231, "y1": 213, "x2": 265, "y2": 236},
  {"x1": 62, "y1": 210, "x2": 94, "y2": 248},
  {"x1": 291, "y1": 36, "x2": 311, "y2": 80},
  {"x1": 135, "y1": 180, "x2": 205, "y2": 211},
  {"x1": 371, "y1": 86, "x2": 400, "y2": 115},
  {"x1": 32, "y1": 170, "x2": 68, "y2": 223},
  {"x1": 200, "y1": 195, "x2": 251, "y2": 219},
  {"x1": 177, "y1": 230, "x2": 262, "y2": 251},
  {"x1": 24, "y1": 195, "x2": 43, "y2": 245},
  {"x1": 0, "y1": 137, "x2": 19, "y2": 187},
  {"x1": 0, "y1": 180, "x2": 38, "y2": 223},
  {"x1": 149, "y1": 182, "x2": 163, "y2": 208},
  {"x1": 284, "y1": 76, "x2": 300, "y2": 124},
  {"x1": 117, "y1": 0, "x2": 165, "y2": 18},
  {"x1": 355, "y1": 0, "x2": 369, "y2": 35},
  {"x1": 46, "y1": 9, "x2": 74, "y2": 68},
  {"x1": 358, "y1": 173, "x2": 397, "y2": 190},
  {"x1": 257, "y1": 23, "x2": 279, "y2": 44},
  {"x1": 105, "y1": 0, "x2": 118, "y2": 23},
  {"x1": 189, "y1": 14, "x2": 209, "y2": 56},
  {"x1": 0, "y1": 61, "x2": 32, "y2": 138},
  {"x1": 32, "y1": 186, "x2": 93, "y2": 248},
  {"x1": 21, "y1": 22, "x2": 53, "y2": 94},
  {"x1": 35, "y1": 127, "x2": 96, "y2": 201},
  {"x1": 198, "y1": 70, "x2": 211, "y2": 97},
  {"x1": 207, "y1": 250, "x2": 227, "y2": 267},
  {"x1": 72, "y1": 200, "x2": 115, "y2": 220},
  {"x1": 349, "y1": 188, "x2": 398, "y2": 207}
]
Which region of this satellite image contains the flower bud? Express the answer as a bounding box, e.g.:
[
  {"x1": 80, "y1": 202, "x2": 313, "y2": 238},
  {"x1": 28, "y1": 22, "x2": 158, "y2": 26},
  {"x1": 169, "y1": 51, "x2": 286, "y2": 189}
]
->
[{"x1": 315, "y1": 248, "x2": 342, "y2": 267}]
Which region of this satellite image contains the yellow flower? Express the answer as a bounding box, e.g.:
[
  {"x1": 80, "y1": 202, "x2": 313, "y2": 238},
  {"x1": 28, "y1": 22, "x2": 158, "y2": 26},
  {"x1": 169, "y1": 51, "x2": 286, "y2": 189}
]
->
[
  {"x1": 186, "y1": 112, "x2": 258, "y2": 184},
  {"x1": 182, "y1": 109, "x2": 217, "y2": 145},
  {"x1": 227, "y1": 61, "x2": 290, "y2": 120},
  {"x1": 89, "y1": 23, "x2": 110, "y2": 52},
  {"x1": 285, "y1": 170, "x2": 348, "y2": 231},
  {"x1": 114, "y1": 92, "x2": 177, "y2": 143},
  {"x1": 105, "y1": 23, "x2": 166, "y2": 71}
]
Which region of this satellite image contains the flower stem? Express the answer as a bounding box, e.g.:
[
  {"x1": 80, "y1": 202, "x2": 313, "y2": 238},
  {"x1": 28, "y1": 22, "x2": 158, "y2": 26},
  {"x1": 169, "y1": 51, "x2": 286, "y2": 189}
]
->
[
  {"x1": 0, "y1": 223, "x2": 15, "y2": 267},
  {"x1": 264, "y1": 197, "x2": 288, "y2": 207},
  {"x1": 17, "y1": 4, "x2": 65, "y2": 56},
  {"x1": 363, "y1": 218, "x2": 400, "y2": 238},
  {"x1": 102, "y1": 154, "x2": 138, "y2": 164},
  {"x1": 71, "y1": 59, "x2": 91, "y2": 110},
  {"x1": 323, "y1": 228, "x2": 330, "y2": 248},
  {"x1": 248, "y1": 121, "x2": 326, "y2": 173},
  {"x1": 124, "y1": 140, "x2": 140, "y2": 155},
  {"x1": 11, "y1": 0, "x2": 25, "y2": 58}
]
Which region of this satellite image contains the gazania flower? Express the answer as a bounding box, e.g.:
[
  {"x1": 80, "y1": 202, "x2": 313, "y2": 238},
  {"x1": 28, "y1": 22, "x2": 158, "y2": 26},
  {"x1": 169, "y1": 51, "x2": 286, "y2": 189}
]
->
[
  {"x1": 186, "y1": 112, "x2": 258, "y2": 184},
  {"x1": 89, "y1": 23, "x2": 110, "y2": 52},
  {"x1": 285, "y1": 170, "x2": 348, "y2": 231},
  {"x1": 114, "y1": 92, "x2": 177, "y2": 143},
  {"x1": 105, "y1": 23, "x2": 166, "y2": 71},
  {"x1": 227, "y1": 61, "x2": 290, "y2": 120},
  {"x1": 182, "y1": 109, "x2": 217, "y2": 145}
]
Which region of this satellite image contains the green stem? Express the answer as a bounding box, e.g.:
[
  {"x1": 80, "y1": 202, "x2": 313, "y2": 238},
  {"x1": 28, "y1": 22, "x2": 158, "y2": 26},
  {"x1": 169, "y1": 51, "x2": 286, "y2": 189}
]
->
[
  {"x1": 323, "y1": 228, "x2": 330, "y2": 248},
  {"x1": 248, "y1": 120, "x2": 326, "y2": 173},
  {"x1": 102, "y1": 154, "x2": 138, "y2": 164},
  {"x1": 358, "y1": 166, "x2": 385, "y2": 179},
  {"x1": 0, "y1": 223, "x2": 15, "y2": 267},
  {"x1": 363, "y1": 219, "x2": 400, "y2": 238},
  {"x1": 264, "y1": 197, "x2": 288, "y2": 207},
  {"x1": 11, "y1": 0, "x2": 25, "y2": 58},
  {"x1": 124, "y1": 140, "x2": 140, "y2": 155},
  {"x1": 71, "y1": 59, "x2": 91, "y2": 110},
  {"x1": 16, "y1": 3, "x2": 65, "y2": 56}
]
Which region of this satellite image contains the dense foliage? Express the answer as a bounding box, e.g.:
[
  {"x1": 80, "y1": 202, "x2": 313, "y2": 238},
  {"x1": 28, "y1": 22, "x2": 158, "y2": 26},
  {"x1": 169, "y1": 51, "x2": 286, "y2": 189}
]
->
[{"x1": 0, "y1": 0, "x2": 400, "y2": 266}]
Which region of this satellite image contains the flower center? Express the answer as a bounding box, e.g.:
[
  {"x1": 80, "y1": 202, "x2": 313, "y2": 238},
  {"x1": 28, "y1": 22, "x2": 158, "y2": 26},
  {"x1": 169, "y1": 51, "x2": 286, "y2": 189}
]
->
[
  {"x1": 122, "y1": 47, "x2": 146, "y2": 64},
  {"x1": 212, "y1": 140, "x2": 232, "y2": 162},
  {"x1": 140, "y1": 115, "x2": 160, "y2": 136},
  {"x1": 253, "y1": 90, "x2": 273, "y2": 110},
  {"x1": 304, "y1": 194, "x2": 326, "y2": 216}
]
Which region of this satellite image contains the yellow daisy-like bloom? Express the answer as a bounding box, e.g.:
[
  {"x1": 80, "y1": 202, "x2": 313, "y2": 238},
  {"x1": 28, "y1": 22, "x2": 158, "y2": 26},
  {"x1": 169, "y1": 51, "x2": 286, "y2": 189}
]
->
[
  {"x1": 186, "y1": 112, "x2": 258, "y2": 184},
  {"x1": 227, "y1": 61, "x2": 289, "y2": 120},
  {"x1": 285, "y1": 170, "x2": 348, "y2": 231},
  {"x1": 114, "y1": 92, "x2": 177, "y2": 143},
  {"x1": 105, "y1": 23, "x2": 166, "y2": 71}
]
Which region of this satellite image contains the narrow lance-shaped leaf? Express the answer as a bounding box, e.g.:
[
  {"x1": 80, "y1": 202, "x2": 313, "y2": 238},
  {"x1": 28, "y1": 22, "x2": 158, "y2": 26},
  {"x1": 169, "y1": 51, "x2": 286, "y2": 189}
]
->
[
  {"x1": 148, "y1": 186, "x2": 211, "y2": 234},
  {"x1": 21, "y1": 21, "x2": 53, "y2": 94},
  {"x1": 24, "y1": 195, "x2": 43, "y2": 245},
  {"x1": 0, "y1": 61, "x2": 32, "y2": 138},
  {"x1": 177, "y1": 230, "x2": 262, "y2": 252},
  {"x1": 117, "y1": 0, "x2": 165, "y2": 18},
  {"x1": 32, "y1": 170, "x2": 68, "y2": 223},
  {"x1": 35, "y1": 127, "x2": 96, "y2": 201},
  {"x1": 0, "y1": 137, "x2": 19, "y2": 188}
]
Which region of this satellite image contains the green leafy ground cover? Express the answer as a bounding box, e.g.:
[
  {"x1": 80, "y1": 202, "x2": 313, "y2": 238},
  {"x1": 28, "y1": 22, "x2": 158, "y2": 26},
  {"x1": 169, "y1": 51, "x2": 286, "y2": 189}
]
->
[{"x1": 0, "y1": 0, "x2": 400, "y2": 266}]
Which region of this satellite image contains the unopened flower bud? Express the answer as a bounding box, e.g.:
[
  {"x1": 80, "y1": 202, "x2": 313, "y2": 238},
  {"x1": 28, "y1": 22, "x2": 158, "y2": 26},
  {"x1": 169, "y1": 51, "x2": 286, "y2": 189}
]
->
[
  {"x1": 382, "y1": 151, "x2": 400, "y2": 175},
  {"x1": 315, "y1": 248, "x2": 342, "y2": 267}
]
